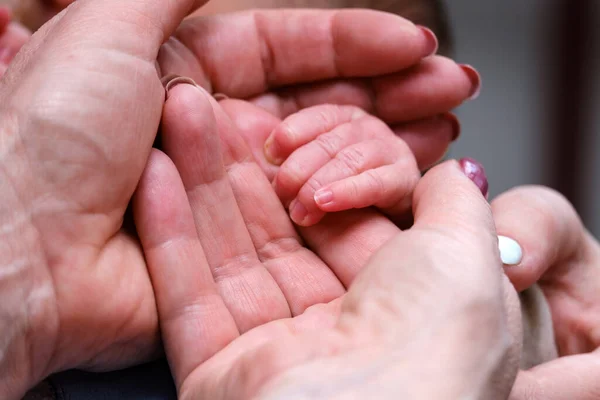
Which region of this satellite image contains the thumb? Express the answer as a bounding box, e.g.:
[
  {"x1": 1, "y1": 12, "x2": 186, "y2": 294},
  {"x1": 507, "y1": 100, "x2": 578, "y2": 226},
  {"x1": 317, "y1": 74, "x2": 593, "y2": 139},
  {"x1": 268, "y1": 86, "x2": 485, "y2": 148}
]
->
[
  {"x1": 490, "y1": 185, "x2": 586, "y2": 291},
  {"x1": 40, "y1": 0, "x2": 207, "y2": 58},
  {"x1": 342, "y1": 159, "x2": 518, "y2": 399}
]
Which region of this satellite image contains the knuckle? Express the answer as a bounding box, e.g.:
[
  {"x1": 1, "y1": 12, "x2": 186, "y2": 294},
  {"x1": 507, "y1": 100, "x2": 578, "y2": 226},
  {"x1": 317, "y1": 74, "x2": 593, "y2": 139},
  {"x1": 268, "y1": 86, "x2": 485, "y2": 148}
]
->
[
  {"x1": 363, "y1": 169, "x2": 386, "y2": 196},
  {"x1": 314, "y1": 132, "x2": 343, "y2": 158},
  {"x1": 303, "y1": 175, "x2": 325, "y2": 195},
  {"x1": 335, "y1": 146, "x2": 367, "y2": 174}
]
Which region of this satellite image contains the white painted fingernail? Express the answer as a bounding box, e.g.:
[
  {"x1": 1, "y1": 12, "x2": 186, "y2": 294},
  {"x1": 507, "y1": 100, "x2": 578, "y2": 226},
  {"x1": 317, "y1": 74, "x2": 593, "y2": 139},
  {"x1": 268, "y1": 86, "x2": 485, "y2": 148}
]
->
[{"x1": 498, "y1": 235, "x2": 523, "y2": 266}]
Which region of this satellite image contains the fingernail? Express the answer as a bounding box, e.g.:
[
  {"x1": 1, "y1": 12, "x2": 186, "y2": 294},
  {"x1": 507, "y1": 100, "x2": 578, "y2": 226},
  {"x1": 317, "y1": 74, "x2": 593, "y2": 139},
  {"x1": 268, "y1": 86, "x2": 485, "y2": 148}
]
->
[
  {"x1": 460, "y1": 64, "x2": 482, "y2": 100},
  {"x1": 417, "y1": 26, "x2": 439, "y2": 57},
  {"x1": 441, "y1": 113, "x2": 461, "y2": 142},
  {"x1": 161, "y1": 75, "x2": 200, "y2": 99},
  {"x1": 498, "y1": 235, "x2": 523, "y2": 266},
  {"x1": 264, "y1": 135, "x2": 283, "y2": 165},
  {"x1": 214, "y1": 93, "x2": 229, "y2": 101},
  {"x1": 289, "y1": 199, "x2": 308, "y2": 225},
  {"x1": 459, "y1": 157, "x2": 489, "y2": 198},
  {"x1": 314, "y1": 189, "x2": 334, "y2": 207}
]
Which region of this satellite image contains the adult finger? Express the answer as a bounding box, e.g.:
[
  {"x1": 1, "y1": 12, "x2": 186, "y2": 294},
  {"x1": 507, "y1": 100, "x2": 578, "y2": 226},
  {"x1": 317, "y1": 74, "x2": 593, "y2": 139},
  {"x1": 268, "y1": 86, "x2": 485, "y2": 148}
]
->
[
  {"x1": 340, "y1": 160, "x2": 517, "y2": 399},
  {"x1": 491, "y1": 186, "x2": 585, "y2": 292},
  {"x1": 392, "y1": 113, "x2": 459, "y2": 171},
  {"x1": 374, "y1": 58, "x2": 480, "y2": 123},
  {"x1": 509, "y1": 351, "x2": 600, "y2": 400},
  {"x1": 133, "y1": 149, "x2": 238, "y2": 388},
  {"x1": 248, "y1": 56, "x2": 477, "y2": 124},
  {"x1": 159, "y1": 9, "x2": 437, "y2": 97},
  {"x1": 160, "y1": 82, "x2": 292, "y2": 331}
]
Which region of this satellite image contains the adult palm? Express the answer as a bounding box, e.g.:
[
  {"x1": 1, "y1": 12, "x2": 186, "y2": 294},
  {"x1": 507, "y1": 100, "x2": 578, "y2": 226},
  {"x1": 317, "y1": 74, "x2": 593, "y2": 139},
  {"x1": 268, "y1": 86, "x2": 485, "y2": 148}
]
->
[
  {"x1": 134, "y1": 84, "x2": 519, "y2": 400},
  {"x1": 0, "y1": 2, "x2": 458, "y2": 398}
]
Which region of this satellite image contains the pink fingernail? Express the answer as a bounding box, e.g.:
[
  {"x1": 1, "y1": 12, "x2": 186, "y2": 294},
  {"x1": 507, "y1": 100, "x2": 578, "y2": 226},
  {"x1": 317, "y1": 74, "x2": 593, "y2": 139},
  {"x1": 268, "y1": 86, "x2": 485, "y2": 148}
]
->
[
  {"x1": 459, "y1": 157, "x2": 489, "y2": 198},
  {"x1": 289, "y1": 199, "x2": 308, "y2": 225},
  {"x1": 460, "y1": 64, "x2": 482, "y2": 100},
  {"x1": 417, "y1": 26, "x2": 439, "y2": 57},
  {"x1": 314, "y1": 189, "x2": 333, "y2": 207}
]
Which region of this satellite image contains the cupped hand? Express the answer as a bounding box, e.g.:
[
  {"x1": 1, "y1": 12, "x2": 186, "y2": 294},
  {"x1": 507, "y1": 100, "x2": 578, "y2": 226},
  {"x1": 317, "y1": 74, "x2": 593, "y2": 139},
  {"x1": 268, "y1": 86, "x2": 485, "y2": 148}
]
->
[
  {"x1": 488, "y1": 186, "x2": 600, "y2": 399},
  {"x1": 0, "y1": 3, "x2": 478, "y2": 398},
  {"x1": 1, "y1": 0, "x2": 209, "y2": 397},
  {"x1": 159, "y1": 9, "x2": 480, "y2": 171},
  {"x1": 134, "y1": 82, "x2": 521, "y2": 400}
]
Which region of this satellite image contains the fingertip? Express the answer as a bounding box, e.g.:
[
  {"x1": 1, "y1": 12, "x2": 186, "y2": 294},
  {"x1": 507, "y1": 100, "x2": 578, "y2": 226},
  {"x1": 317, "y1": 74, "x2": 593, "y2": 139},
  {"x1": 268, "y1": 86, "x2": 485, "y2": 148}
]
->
[
  {"x1": 458, "y1": 157, "x2": 489, "y2": 198},
  {"x1": 491, "y1": 185, "x2": 585, "y2": 292},
  {"x1": 314, "y1": 188, "x2": 334, "y2": 208},
  {"x1": 264, "y1": 120, "x2": 299, "y2": 166},
  {"x1": 416, "y1": 25, "x2": 439, "y2": 57},
  {"x1": 289, "y1": 198, "x2": 323, "y2": 226},
  {"x1": 264, "y1": 133, "x2": 284, "y2": 165},
  {"x1": 498, "y1": 235, "x2": 524, "y2": 266},
  {"x1": 413, "y1": 159, "x2": 494, "y2": 233}
]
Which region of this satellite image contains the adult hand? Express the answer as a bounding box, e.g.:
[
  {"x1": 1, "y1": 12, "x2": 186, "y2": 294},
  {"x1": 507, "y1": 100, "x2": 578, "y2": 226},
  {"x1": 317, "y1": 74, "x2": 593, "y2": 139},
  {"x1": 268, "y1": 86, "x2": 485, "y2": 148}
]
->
[
  {"x1": 0, "y1": 0, "x2": 209, "y2": 397},
  {"x1": 0, "y1": 2, "x2": 451, "y2": 398},
  {"x1": 160, "y1": 9, "x2": 481, "y2": 171},
  {"x1": 489, "y1": 186, "x2": 600, "y2": 399},
  {"x1": 134, "y1": 83, "x2": 521, "y2": 400}
]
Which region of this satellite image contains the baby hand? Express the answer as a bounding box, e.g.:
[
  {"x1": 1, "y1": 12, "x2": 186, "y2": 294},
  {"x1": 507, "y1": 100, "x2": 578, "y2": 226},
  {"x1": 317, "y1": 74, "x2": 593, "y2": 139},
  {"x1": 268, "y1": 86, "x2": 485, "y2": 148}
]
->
[{"x1": 264, "y1": 104, "x2": 423, "y2": 226}]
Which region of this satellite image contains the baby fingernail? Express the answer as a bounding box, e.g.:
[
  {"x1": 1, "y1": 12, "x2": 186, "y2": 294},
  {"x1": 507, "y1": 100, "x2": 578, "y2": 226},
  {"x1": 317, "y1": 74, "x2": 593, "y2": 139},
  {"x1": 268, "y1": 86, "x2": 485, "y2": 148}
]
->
[
  {"x1": 460, "y1": 64, "x2": 482, "y2": 100},
  {"x1": 264, "y1": 135, "x2": 283, "y2": 165},
  {"x1": 289, "y1": 200, "x2": 308, "y2": 225},
  {"x1": 418, "y1": 26, "x2": 439, "y2": 57},
  {"x1": 314, "y1": 189, "x2": 333, "y2": 207},
  {"x1": 459, "y1": 157, "x2": 489, "y2": 198},
  {"x1": 498, "y1": 235, "x2": 523, "y2": 266}
]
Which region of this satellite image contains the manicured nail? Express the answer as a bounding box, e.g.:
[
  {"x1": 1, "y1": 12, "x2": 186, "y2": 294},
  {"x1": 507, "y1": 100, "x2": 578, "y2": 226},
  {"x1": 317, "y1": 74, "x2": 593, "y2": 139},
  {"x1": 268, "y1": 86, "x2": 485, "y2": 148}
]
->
[
  {"x1": 289, "y1": 199, "x2": 308, "y2": 225},
  {"x1": 441, "y1": 113, "x2": 461, "y2": 142},
  {"x1": 417, "y1": 26, "x2": 439, "y2": 57},
  {"x1": 459, "y1": 157, "x2": 489, "y2": 198},
  {"x1": 460, "y1": 64, "x2": 482, "y2": 100},
  {"x1": 314, "y1": 189, "x2": 334, "y2": 207},
  {"x1": 264, "y1": 135, "x2": 283, "y2": 165},
  {"x1": 498, "y1": 235, "x2": 523, "y2": 266}
]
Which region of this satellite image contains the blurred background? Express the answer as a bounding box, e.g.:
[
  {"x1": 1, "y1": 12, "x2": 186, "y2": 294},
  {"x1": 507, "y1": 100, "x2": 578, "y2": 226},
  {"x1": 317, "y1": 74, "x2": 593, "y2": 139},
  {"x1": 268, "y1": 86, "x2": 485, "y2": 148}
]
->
[{"x1": 447, "y1": 0, "x2": 600, "y2": 235}]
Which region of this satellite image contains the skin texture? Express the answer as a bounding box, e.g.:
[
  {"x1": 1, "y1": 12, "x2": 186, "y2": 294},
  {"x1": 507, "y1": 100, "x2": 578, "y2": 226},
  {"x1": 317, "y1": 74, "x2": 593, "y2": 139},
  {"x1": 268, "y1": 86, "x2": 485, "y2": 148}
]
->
[
  {"x1": 133, "y1": 82, "x2": 522, "y2": 399},
  {"x1": 0, "y1": 2, "x2": 479, "y2": 398}
]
